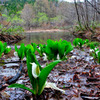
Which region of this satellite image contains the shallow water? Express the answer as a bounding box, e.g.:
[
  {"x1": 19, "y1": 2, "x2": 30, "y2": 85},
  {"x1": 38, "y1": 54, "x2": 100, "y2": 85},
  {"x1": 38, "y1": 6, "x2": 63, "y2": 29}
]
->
[{"x1": 17, "y1": 32, "x2": 75, "y2": 45}]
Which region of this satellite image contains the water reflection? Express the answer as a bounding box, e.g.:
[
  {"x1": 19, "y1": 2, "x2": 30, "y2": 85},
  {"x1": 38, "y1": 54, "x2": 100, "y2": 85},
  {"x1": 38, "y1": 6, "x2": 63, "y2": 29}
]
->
[{"x1": 18, "y1": 32, "x2": 75, "y2": 45}]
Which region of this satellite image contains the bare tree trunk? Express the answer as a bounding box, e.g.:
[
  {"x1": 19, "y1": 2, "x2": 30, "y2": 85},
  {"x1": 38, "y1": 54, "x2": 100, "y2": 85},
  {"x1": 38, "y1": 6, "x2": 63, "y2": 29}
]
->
[
  {"x1": 74, "y1": 0, "x2": 82, "y2": 29},
  {"x1": 85, "y1": 0, "x2": 89, "y2": 29},
  {"x1": 79, "y1": 2, "x2": 86, "y2": 26}
]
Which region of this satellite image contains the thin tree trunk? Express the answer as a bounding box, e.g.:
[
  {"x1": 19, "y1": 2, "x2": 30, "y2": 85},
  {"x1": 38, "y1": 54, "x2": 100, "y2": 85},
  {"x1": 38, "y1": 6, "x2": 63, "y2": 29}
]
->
[{"x1": 74, "y1": 0, "x2": 82, "y2": 29}]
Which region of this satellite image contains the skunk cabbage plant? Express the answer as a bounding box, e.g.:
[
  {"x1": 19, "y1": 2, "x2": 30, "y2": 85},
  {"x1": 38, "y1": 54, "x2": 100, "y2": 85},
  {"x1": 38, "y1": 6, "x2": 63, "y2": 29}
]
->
[
  {"x1": 8, "y1": 48, "x2": 65, "y2": 95},
  {"x1": 84, "y1": 39, "x2": 89, "y2": 44},
  {"x1": 73, "y1": 38, "x2": 88, "y2": 48},
  {"x1": 58, "y1": 39, "x2": 73, "y2": 59},
  {"x1": 73, "y1": 38, "x2": 79, "y2": 47},
  {"x1": 44, "y1": 39, "x2": 58, "y2": 60},
  {"x1": 34, "y1": 43, "x2": 46, "y2": 57},
  {"x1": 90, "y1": 43, "x2": 99, "y2": 59},
  {"x1": 43, "y1": 39, "x2": 73, "y2": 60},
  {"x1": 0, "y1": 41, "x2": 4, "y2": 57},
  {"x1": 90, "y1": 43, "x2": 100, "y2": 64},
  {"x1": 15, "y1": 43, "x2": 26, "y2": 60},
  {"x1": 0, "y1": 41, "x2": 11, "y2": 57}
]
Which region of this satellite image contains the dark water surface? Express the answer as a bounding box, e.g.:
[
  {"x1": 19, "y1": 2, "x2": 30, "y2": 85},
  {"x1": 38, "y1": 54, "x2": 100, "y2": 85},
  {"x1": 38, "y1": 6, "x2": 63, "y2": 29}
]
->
[{"x1": 17, "y1": 32, "x2": 75, "y2": 45}]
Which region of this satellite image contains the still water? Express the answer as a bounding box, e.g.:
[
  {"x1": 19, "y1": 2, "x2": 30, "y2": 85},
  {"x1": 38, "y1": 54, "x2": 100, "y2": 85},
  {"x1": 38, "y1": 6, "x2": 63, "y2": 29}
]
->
[{"x1": 18, "y1": 32, "x2": 75, "y2": 45}]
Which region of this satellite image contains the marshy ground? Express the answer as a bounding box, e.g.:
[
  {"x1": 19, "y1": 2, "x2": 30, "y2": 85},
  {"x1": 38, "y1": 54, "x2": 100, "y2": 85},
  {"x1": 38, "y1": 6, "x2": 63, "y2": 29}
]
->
[{"x1": 0, "y1": 46, "x2": 100, "y2": 100}]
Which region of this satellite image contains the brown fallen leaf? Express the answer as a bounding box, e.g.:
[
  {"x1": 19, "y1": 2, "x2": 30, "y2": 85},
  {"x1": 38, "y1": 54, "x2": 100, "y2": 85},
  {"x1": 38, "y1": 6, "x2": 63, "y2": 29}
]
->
[
  {"x1": 73, "y1": 74, "x2": 80, "y2": 82},
  {"x1": 1, "y1": 91, "x2": 10, "y2": 98}
]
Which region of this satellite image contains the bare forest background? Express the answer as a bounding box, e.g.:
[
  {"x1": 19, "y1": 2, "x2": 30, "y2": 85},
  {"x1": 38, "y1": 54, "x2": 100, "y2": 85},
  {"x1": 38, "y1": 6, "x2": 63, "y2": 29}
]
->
[{"x1": 0, "y1": 0, "x2": 100, "y2": 32}]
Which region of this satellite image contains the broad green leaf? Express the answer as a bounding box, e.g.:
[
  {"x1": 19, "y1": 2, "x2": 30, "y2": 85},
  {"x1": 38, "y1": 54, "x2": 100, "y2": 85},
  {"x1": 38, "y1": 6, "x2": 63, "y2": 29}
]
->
[
  {"x1": 8, "y1": 84, "x2": 34, "y2": 94},
  {"x1": 73, "y1": 38, "x2": 78, "y2": 47},
  {"x1": 0, "y1": 41, "x2": 4, "y2": 57},
  {"x1": 3, "y1": 42, "x2": 7, "y2": 49},
  {"x1": 58, "y1": 43, "x2": 65, "y2": 59},
  {"x1": 25, "y1": 44, "x2": 35, "y2": 56},
  {"x1": 15, "y1": 43, "x2": 25, "y2": 60},
  {"x1": 97, "y1": 51, "x2": 100, "y2": 64},
  {"x1": 38, "y1": 60, "x2": 61, "y2": 95},
  {"x1": 31, "y1": 43, "x2": 37, "y2": 53},
  {"x1": 4, "y1": 48, "x2": 11, "y2": 54},
  {"x1": 90, "y1": 43, "x2": 95, "y2": 50},
  {"x1": 65, "y1": 44, "x2": 73, "y2": 55},
  {"x1": 15, "y1": 44, "x2": 18, "y2": 52}
]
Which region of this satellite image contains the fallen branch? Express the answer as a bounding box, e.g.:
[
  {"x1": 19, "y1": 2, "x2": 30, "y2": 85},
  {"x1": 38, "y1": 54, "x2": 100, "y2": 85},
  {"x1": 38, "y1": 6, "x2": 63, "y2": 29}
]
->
[
  {"x1": 0, "y1": 61, "x2": 23, "y2": 91},
  {"x1": 0, "y1": 60, "x2": 26, "y2": 64}
]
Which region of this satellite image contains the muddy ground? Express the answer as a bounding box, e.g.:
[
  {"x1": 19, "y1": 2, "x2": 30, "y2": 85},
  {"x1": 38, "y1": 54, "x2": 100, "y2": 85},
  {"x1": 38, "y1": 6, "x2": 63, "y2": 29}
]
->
[{"x1": 0, "y1": 46, "x2": 100, "y2": 100}]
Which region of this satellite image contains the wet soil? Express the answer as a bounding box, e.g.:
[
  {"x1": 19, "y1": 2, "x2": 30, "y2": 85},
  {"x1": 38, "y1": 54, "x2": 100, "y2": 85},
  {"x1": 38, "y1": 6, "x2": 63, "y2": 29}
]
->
[{"x1": 0, "y1": 47, "x2": 100, "y2": 100}]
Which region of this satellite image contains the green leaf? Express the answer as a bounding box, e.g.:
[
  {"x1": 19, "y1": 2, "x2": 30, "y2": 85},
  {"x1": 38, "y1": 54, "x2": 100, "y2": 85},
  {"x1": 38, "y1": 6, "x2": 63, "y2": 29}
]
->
[
  {"x1": 58, "y1": 43, "x2": 65, "y2": 59},
  {"x1": 8, "y1": 84, "x2": 34, "y2": 94},
  {"x1": 73, "y1": 38, "x2": 78, "y2": 47},
  {"x1": 31, "y1": 43, "x2": 37, "y2": 53},
  {"x1": 38, "y1": 60, "x2": 61, "y2": 95},
  {"x1": 97, "y1": 51, "x2": 100, "y2": 64},
  {"x1": 3, "y1": 42, "x2": 7, "y2": 49},
  {"x1": 25, "y1": 44, "x2": 35, "y2": 56},
  {"x1": 90, "y1": 43, "x2": 95, "y2": 50},
  {"x1": 0, "y1": 41, "x2": 4, "y2": 57},
  {"x1": 65, "y1": 44, "x2": 73, "y2": 55},
  {"x1": 15, "y1": 44, "x2": 18, "y2": 52},
  {"x1": 15, "y1": 43, "x2": 25, "y2": 60},
  {"x1": 4, "y1": 48, "x2": 11, "y2": 54}
]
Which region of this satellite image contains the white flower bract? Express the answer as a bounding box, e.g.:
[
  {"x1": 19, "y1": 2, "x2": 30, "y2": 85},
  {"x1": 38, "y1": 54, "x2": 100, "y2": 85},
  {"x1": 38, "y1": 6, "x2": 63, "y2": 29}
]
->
[
  {"x1": 57, "y1": 54, "x2": 60, "y2": 60},
  {"x1": 31, "y1": 63, "x2": 40, "y2": 78},
  {"x1": 7, "y1": 46, "x2": 10, "y2": 48},
  {"x1": 43, "y1": 53, "x2": 48, "y2": 61},
  {"x1": 14, "y1": 52, "x2": 18, "y2": 57}
]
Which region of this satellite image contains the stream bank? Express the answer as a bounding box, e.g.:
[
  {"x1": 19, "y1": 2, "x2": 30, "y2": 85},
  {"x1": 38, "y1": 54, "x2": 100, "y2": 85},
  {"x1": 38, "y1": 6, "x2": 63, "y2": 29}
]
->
[
  {"x1": 73, "y1": 27, "x2": 100, "y2": 42},
  {"x1": 0, "y1": 34, "x2": 25, "y2": 44}
]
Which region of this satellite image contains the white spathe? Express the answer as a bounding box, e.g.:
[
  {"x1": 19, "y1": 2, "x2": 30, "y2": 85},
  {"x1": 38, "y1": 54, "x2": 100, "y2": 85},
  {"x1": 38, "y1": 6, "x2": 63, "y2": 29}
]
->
[
  {"x1": 57, "y1": 54, "x2": 60, "y2": 60},
  {"x1": 89, "y1": 49, "x2": 94, "y2": 52},
  {"x1": 14, "y1": 52, "x2": 18, "y2": 57},
  {"x1": 43, "y1": 53, "x2": 48, "y2": 61},
  {"x1": 96, "y1": 51, "x2": 99, "y2": 55},
  {"x1": 7, "y1": 46, "x2": 10, "y2": 48},
  {"x1": 31, "y1": 63, "x2": 40, "y2": 78}
]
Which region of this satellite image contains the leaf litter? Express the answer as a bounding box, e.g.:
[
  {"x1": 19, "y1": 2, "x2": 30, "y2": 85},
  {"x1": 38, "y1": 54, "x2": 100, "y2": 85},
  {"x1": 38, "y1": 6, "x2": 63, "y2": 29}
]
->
[{"x1": 0, "y1": 47, "x2": 100, "y2": 100}]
